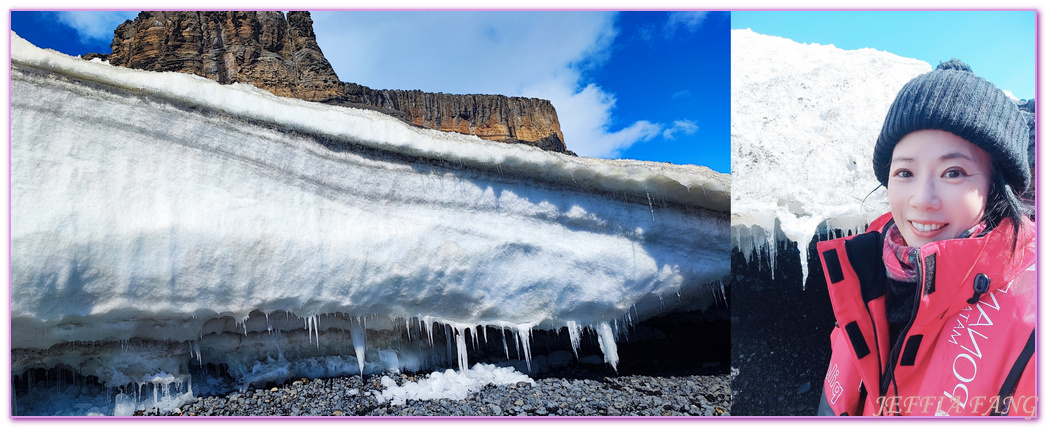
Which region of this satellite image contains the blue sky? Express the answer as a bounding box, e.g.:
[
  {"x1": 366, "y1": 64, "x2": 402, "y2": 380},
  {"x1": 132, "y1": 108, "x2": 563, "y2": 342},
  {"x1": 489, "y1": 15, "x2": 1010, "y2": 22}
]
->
[
  {"x1": 732, "y1": 11, "x2": 1036, "y2": 100},
  {"x1": 10, "y1": 10, "x2": 732, "y2": 173}
]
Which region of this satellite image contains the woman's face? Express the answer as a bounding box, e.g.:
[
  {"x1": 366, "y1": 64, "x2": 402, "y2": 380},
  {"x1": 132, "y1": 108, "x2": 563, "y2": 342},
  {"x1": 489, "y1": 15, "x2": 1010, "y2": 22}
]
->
[{"x1": 887, "y1": 130, "x2": 992, "y2": 247}]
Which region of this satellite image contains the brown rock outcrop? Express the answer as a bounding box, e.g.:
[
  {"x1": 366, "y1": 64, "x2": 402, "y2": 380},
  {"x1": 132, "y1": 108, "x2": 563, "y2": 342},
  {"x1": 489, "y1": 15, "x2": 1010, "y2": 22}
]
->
[
  {"x1": 108, "y1": 11, "x2": 343, "y2": 102},
  {"x1": 341, "y1": 84, "x2": 567, "y2": 152},
  {"x1": 102, "y1": 11, "x2": 568, "y2": 153}
]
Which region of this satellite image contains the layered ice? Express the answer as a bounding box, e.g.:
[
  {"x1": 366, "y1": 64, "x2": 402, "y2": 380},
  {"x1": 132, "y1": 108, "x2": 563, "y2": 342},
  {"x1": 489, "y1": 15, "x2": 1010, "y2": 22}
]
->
[
  {"x1": 9, "y1": 32, "x2": 730, "y2": 415},
  {"x1": 730, "y1": 29, "x2": 930, "y2": 284}
]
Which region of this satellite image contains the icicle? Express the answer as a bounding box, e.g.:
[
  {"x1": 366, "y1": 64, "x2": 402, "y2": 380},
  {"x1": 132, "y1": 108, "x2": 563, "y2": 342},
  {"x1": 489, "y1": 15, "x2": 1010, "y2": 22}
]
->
[
  {"x1": 423, "y1": 317, "x2": 436, "y2": 347},
  {"x1": 595, "y1": 322, "x2": 619, "y2": 372},
  {"x1": 501, "y1": 328, "x2": 510, "y2": 360},
  {"x1": 404, "y1": 317, "x2": 412, "y2": 342},
  {"x1": 350, "y1": 317, "x2": 366, "y2": 375},
  {"x1": 799, "y1": 242, "x2": 811, "y2": 291},
  {"x1": 314, "y1": 315, "x2": 321, "y2": 348},
  {"x1": 767, "y1": 228, "x2": 777, "y2": 280},
  {"x1": 646, "y1": 190, "x2": 655, "y2": 221},
  {"x1": 566, "y1": 321, "x2": 582, "y2": 359},
  {"x1": 510, "y1": 329, "x2": 521, "y2": 360},
  {"x1": 470, "y1": 326, "x2": 480, "y2": 350},
  {"x1": 720, "y1": 280, "x2": 728, "y2": 307},
  {"x1": 517, "y1": 326, "x2": 533, "y2": 372},
  {"x1": 454, "y1": 328, "x2": 469, "y2": 371},
  {"x1": 305, "y1": 316, "x2": 313, "y2": 346}
]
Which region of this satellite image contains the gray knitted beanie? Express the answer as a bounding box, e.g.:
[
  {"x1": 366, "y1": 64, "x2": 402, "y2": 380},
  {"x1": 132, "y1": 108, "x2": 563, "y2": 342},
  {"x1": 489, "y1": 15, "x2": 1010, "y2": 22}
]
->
[{"x1": 872, "y1": 59, "x2": 1030, "y2": 193}]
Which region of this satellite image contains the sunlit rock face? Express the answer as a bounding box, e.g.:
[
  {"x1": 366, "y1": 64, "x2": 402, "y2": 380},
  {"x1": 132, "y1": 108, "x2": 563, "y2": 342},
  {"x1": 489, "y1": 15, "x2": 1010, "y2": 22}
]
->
[
  {"x1": 10, "y1": 33, "x2": 730, "y2": 415},
  {"x1": 98, "y1": 11, "x2": 568, "y2": 152},
  {"x1": 108, "y1": 11, "x2": 343, "y2": 102}
]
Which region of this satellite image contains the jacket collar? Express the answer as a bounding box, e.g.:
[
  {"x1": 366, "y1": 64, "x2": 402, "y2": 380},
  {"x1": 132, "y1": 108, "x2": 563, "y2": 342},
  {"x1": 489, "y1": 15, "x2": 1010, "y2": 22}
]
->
[{"x1": 867, "y1": 212, "x2": 1035, "y2": 321}]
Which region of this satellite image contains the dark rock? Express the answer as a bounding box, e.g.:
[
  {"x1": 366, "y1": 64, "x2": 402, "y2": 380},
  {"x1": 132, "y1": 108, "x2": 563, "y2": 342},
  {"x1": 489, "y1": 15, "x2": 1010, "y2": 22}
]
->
[
  {"x1": 81, "y1": 52, "x2": 109, "y2": 61},
  {"x1": 92, "y1": 11, "x2": 568, "y2": 154}
]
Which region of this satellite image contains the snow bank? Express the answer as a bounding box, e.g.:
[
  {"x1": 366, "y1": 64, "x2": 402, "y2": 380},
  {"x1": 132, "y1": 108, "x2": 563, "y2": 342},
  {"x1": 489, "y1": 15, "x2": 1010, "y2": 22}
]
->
[
  {"x1": 377, "y1": 363, "x2": 534, "y2": 405},
  {"x1": 10, "y1": 31, "x2": 730, "y2": 415},
  {"x1": 10, "y1": 33, "x2": 729, "y2": 212},
  {"x1": 730, "y1": 29, "x2": 930, "y2": 284}
]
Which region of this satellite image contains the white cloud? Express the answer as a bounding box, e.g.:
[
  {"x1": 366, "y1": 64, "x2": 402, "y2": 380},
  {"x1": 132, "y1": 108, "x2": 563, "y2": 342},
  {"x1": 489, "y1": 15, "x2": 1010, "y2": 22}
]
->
[
  {"x1": 662, "y1": 120, "x2": 699, "y2": 140},
  {"x1": 54, "y1": 11, "x2": 138, "y2": 44},
  {"x1": 523, "y1": 81, "x2": 663, "y2": 158},
  {"x1": 665, "y1": 11, "x2": 711, "y2": 35},
  {"x1": 311, "y1": 11, "x2": 660, "y2": 159}
]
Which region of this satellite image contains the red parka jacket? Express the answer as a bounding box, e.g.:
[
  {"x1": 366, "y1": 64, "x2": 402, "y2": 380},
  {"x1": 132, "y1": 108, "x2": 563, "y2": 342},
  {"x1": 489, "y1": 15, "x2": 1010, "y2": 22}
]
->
[{"x1": 816, "y1": 213, "x2": 1036, "y2": 416}]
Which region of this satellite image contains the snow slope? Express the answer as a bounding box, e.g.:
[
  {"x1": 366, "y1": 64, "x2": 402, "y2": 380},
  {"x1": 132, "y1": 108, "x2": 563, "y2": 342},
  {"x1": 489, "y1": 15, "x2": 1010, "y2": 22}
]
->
[
  {"x1": 730, "y1": 29, "x2": 930, "y2": 283},
  {"x1": 9, "y1": 32, "x2": 730, "y2": 415}
]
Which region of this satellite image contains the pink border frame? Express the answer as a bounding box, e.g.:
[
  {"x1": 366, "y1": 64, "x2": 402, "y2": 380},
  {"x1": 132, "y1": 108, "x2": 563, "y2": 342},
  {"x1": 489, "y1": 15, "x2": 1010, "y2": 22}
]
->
[{"x1": 6, "y1": 7, "x2": 1041, "y2": 421}]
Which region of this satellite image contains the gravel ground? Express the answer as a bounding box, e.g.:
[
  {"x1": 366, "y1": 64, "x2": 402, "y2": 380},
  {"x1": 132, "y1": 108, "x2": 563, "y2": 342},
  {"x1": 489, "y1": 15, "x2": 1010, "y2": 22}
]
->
[
  {"x1": 149, "y1": 369, "x2": 729, "y2": 417},
  {"x1": 729, "y1": 240, "x2": 836, "y2": 416},
  {"x1": 141, "y1": 313, "x2": 732, "y2": 417}
]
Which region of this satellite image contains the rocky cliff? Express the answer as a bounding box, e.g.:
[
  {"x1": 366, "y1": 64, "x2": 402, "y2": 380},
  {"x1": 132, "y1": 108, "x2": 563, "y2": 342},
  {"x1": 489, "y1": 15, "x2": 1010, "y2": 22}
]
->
[
  {"x1": 91, "y1": 11, "x2": 569, "y2": 154},
  {"x1": 342, "y1": 83, "x2": 567, "y2": 152}
]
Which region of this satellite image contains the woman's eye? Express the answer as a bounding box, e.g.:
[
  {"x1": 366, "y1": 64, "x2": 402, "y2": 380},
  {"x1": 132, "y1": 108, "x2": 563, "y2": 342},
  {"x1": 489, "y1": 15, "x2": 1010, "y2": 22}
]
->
[
  {"x1": 892, "y1": 169, "x2": 912, "y2": 178},
  {"x1": 943, "y1": 169, "x2": 968, "y2": 179}
]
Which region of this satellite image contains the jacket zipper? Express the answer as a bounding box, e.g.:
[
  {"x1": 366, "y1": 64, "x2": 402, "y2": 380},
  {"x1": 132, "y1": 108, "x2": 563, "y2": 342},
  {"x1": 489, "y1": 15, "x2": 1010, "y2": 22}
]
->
[{"x1": 879, "y1": 251, "x2": 926, "y2": 414}]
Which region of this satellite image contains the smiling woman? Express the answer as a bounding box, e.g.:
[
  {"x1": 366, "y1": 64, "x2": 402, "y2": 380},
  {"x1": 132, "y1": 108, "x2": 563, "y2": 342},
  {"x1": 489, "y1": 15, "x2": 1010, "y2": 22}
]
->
[
  {"x1": 815, "y1": 59, "x2": 1036, "y2": 417},
  {"x1": 728, "y1": 11, "x2": 1036, "y2": 414},
  {"x1": 886, "y1": 130, "x2": 993, "y2": 248}
]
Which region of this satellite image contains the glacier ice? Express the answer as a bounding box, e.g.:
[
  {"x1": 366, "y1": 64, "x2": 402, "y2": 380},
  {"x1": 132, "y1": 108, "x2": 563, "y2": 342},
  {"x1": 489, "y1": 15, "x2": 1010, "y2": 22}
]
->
[
  {"x1": 9, "y1": 32, "x2": 730, "y2": 415},
  {"x1": 730, "y1": 29, "x2": 930, "y2": 285},
  {"x1": 377, "y1": 363, "x2": 534, "y2": 406}
]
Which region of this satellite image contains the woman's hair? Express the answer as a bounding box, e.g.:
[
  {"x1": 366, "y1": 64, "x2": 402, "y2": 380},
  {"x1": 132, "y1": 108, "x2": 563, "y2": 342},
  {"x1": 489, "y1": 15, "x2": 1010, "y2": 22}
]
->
[{"x1": 983, "y1": 161, "x2": 1033, "y2": 251}]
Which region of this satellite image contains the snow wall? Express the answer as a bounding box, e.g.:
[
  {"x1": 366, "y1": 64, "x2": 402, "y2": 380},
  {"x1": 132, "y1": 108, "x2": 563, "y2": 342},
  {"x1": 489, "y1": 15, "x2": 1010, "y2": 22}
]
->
[
  {"x1": 10, "y1": 33, "x2": 730, "y2": 414},
  {"x1": 730, "y1": 29, "x2": 931, "y2": 285}
]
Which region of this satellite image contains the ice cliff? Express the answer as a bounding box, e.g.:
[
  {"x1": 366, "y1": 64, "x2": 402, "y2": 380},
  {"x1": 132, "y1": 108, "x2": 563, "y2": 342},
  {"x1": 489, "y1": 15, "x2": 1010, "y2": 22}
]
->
[
  {"x1": 730, "y1": 29, "x2": 931, "y2": 284},
  {"x1": 10, "y1": 32, "x2": 730, "y2": 415}
]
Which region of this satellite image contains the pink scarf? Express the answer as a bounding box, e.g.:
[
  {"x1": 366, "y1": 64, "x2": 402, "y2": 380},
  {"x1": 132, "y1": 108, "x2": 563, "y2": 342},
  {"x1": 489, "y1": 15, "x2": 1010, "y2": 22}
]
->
[{"x1": 882, "y1": 222, "x2": 987, "y2": 283}]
